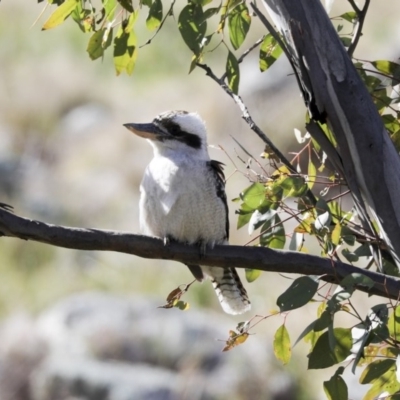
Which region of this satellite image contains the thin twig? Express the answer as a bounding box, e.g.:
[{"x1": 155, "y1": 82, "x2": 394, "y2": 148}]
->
[
  {"x1": 347, "y1": 0, "x2": 371, "y2": 57},
  {"x1": 140, "y1": 0, "x2": 176, "y2": 48},
  {"x1": 220, "y1": 36, "x2": 265, "y2": 81}
]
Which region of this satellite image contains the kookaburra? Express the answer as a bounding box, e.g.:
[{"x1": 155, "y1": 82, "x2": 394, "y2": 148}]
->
[{"x1": 124, "y1": 110, "x2": 251, "y2": 315}]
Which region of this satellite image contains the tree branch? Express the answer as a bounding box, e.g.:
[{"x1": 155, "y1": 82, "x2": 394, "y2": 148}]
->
[
  {"x1": 347, "y1": 0, "x2": 371, "y2": 57},
  {"x1": 1, "y1": 207, "x2": 399, "y2": 301}
]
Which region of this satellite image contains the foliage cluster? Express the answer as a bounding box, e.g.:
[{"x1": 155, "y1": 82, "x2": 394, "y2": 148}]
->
[{"x1": 36, "y1": 0, "x2": 400, "y2": 398}]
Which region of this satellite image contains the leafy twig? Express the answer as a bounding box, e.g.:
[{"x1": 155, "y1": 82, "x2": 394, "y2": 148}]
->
[
  {"x1": 220, "y1": 36, "x2": 265, "y2": 81},
  {"x1": 140, "y1": 0, "x2": 176, "y2": 48}
]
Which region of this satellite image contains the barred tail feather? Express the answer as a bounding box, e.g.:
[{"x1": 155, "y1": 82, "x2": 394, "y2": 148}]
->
[{"x1": 202, "y1": 266, "x2": 251, "y2": 315}]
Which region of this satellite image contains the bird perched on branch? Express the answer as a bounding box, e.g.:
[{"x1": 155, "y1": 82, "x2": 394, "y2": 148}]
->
[{"x1": 124, "y1": 110, "x2": 250, "y2": 315}]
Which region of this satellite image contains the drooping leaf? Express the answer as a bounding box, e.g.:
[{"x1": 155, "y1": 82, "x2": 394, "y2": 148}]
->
[
  {"x1": 388, "y1": 305, "x2": 400, "y2": 341},
  {"x1": 280, "y1": 176, "x2": 308, "y2": 198},
  {"x1": 117, "y1": 0, "x2": 134, "y2": 12},
  {"x1": 340, "y1": 273, "x2": 374, "y2": 294},
  {"x1": 277, "y1": 276, "x2": 319, "y2": 312},
  {"x1": 175, "y1": 300, "x2": 190, "y2": 310},
  {"x1": 248, "y1": 209, "x2": 276, "y2": 235},
  {"x1": 236, "y1": 202, "x2": 254, "y2": 229},
  {"x1": 87, "y1": 27, "x2": 113, "y2": 60},
  {"x1": 259, "y1": 34, "x2": 283, "y2": 72},
  {"x1": 104, "y1": 0, "x2": 117, "y2": 21},
  {"x1": 273, "y1": 324, "x2": 291, "y2": 364},
  {"x1": 340, "y1": 11, "x2": 357, "y2": 23},
  {"x1": 360, "y1": 359, "x2": 396, "y2": 384},
  {"x1": 245, "y1": 268, "x2": 261, "y2": 283},
  {"x1": 351, "y1": 324, "x2": 371, "y2": 374},
  {"x1": 202, "y1": 6, "x2": 221, "y2": 21},
  {"x1": 228, "y1": 2, "x2": 251, "y2": 50},
  {"x1": 371, "y1": 60, "x2": 400, "y2": 82},
  {"x1": 289, "y1": 232, "x2": 303, "y2": 251},
  {"x1": 226, "y1": 50, "x2": 240, "y2": 94},
  {"x1": 342, "y1": 248, "x2": 359, "y2": 263},
  {"x1": 323, "y1": 367, "x2": 348, "y2": 400},
  {"x1": 260, "y1": 214, "x2": 285, "y2": 249},
  {"x1": 71, "y1": 4, "x2": 93, "y2": 33},
  {"x1": 308, "y1": 328, "x2": 352, "y2": 369},
  {"x1": 240, "y1": 183, "x2": 266, "y2": 210},
  {"x1": 307, "y1": 159, "x2": 317, "y2": 189},
  {"x1": 113, "y1": 12, "x2": 138, "y2": 75},
  {"x1": 146, "y1": 0, "x2": 163, "y2": 31},
  {"x1": 222, "y1": 330, "x2": 249, "y2": 352},
  {"x1": 314, "y1": 197, "x2": 331, "y2": 231},
  {"x1": 178, "y1": 3, "x2": 206, "y2": 55},
  {"x1": 42, "y1": 0, "x2": 79, "y2": 30}
]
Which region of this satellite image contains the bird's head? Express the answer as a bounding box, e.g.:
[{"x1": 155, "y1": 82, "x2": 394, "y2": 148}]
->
[{"x1": 124, "y1": 110, "x2": 210, "y2": 159}]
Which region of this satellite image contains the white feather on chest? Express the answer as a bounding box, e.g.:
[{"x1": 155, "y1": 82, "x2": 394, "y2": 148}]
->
[{"x1": 139, "y1": 155, "x2": 227, "y2": 245}]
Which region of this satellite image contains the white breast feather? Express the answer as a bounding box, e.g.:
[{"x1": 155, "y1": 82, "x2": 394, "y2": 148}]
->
[{"x1": 139, "y1": 155, "x2": 226, "y2": 245}]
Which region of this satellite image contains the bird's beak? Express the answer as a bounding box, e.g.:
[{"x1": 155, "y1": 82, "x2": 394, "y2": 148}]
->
[{"x1": 123, "y1": 122, "x2": 162, "y2": 140}]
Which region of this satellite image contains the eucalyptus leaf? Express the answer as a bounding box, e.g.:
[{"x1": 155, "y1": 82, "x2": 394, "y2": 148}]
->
[
  {"x1": 308, "y1": 328, "x2": 352, "y2": 369},
  {"x1": 228, "y1": 3, "x2": 251, "y2": 50},
  {"x1": 226, "y1": 50, "x2": 240, "y2": 94},
  {"x1": 277, "y1": 276, "x2": 319, "y2": 312},
  {"x1": 323, "y1": 367, "x2": 348, "y2": 400},
  {"x1": 178, "y1": 3, "x2": 206, "y2": 55},
  {"x1": 42, "y1": 0, "x2": 79, "y2": 30},
  {"x1": 273, "y1": 324, "x2": 291, "y2": 364}
]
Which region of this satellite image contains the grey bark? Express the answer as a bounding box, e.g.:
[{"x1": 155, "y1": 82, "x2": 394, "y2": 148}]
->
[{"x1": 1, "y1": 207, "x2": 400, "y2": 300}]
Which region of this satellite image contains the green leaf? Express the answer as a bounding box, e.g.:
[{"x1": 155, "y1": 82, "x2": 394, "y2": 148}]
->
[
  {"x1": 71, "y1": 4, "x2": 92, "y2": 33},
  {"x1": 323, "y1": 367, "x2": 348, "y2": 400},
  {"x1": 178, "y1": 3, "x2": 206, "y2": 55},
  {"x1": 308, "y1": 328, "x2": 352, "y2": 369},
  {"x1": 42, "y1": 0, "x2": 79, "y2": 30},
  {"x1": 259, "y1": 34, "x2": 283, "y2": 72},
  {"x1": 236, "y1": 202, "x2": 254, "y2": 229},
  {"x1": 273, "y1": 324, "x2": 291, "y2": 365},
  {"x1": 314, "y1": 197, "x2": 331, "y2": 231},
  {"x1": 280, "y1": 176, "x2": 308, "y2": 198},
  {"x1": 360, "y1": 359, "x2": 396, "y2": 384},
  {"x1": 307, "y1": 159, "x2": 317, "y2": 190},
  {"x1": 202, "y1": 6, "x2": 221, "y2": 21},
  {"x1": 117, "y1": 0, "x2": 134, "y2": 12},
  {"x1": 388, "y1": 305, "x2": 400, "y2": 341},
  {"x1": 342, "y1": 248, "x2": 358, "y2": 262},
  {"x1": 146, "y1": 0, "x2": 163, "y2": 31},
  {"x1": 371, "y1": 60, "x2": 400, "y2": 82},
  {"x1": 245, "y1": 268, "x2": 261, "y2": 283},
  {"x1": 248, "y1": 209, "x2": 275, "y2": 235},
  {"x1": 228, "y1": 3, "x2": 251, "y2": 50},
  {"x1": 104, "y1": 0, "x2": 117, "y2": 21},
  {"x1": 226, "y1": 50, "x2": 240, "y2": 94},
  {"x1": 87, "y1": 27, "x2": 113, "y2": 60},
  {"x1": 277, "y1": 276, "x2": 319, "y2": 312},
  {"x1": 340, "y1": 273, "x2": 374, "y2": 294},
  {"x1": 240, "y1": 183, "x2": 266, "y2": 210},
  {"x1": 260, "y1": 214, "x2": 285, "y2": 249},
  {"x1": 113, "y1": 13, "x2": 138, "y2": 75},
  {"x1": 340, "y1": 11, "x2": 357, "y2": 22}
]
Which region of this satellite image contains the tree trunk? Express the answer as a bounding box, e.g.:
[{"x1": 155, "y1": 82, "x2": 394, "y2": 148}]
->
[{"x1": 262, "y1": 0, "x2": 400, "y2": 266}]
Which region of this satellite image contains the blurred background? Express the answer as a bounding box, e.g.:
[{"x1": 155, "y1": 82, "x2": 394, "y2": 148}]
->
[{"x1": 0, "y1": 0, "x2": 399, "y2": 399}]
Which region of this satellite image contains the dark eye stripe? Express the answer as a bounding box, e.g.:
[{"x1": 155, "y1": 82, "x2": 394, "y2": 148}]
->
[{"x1": 154, "y1": 118, "x2": 202, "y2": 149}]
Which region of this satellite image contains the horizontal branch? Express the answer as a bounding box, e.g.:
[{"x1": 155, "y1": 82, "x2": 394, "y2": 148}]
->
[{"x1": 1, "y1": 207, "x2": 399, "y2": 301}]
